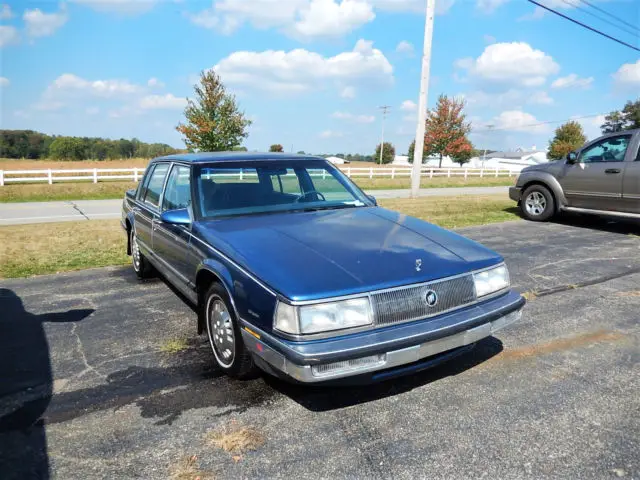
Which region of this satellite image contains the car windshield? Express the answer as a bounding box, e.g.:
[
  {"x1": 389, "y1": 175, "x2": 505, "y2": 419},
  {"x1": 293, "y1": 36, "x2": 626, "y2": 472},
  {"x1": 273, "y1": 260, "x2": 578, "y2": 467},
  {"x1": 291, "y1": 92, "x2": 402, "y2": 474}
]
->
[{"x1": 195, "y1": 160, "x2": 371, "y2": 218}]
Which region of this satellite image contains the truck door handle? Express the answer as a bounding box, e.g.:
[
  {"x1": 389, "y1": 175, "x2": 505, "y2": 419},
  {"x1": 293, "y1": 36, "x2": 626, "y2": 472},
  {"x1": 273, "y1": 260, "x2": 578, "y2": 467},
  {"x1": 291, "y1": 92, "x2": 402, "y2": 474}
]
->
[{"x1": 605, "y1": 169, "x2": 621, "y2": 174}]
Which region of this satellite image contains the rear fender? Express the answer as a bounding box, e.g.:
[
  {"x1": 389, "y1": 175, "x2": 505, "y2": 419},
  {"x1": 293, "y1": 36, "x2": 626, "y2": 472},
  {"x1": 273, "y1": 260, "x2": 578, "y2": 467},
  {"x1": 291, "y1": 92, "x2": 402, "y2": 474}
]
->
[{"x1": 195, "y1": 261, "x2": 236, "y2": 334}]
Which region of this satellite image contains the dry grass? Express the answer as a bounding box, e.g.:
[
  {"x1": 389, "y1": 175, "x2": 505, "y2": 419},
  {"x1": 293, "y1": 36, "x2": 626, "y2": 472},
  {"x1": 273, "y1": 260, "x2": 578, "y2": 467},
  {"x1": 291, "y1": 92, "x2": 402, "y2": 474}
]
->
[
  {"x1": 378, "y1": 194, "x2": 519, "y2": 229},
  {"x1": 206, "y1": 422, "x2": 265, "y2": 455},
  {"x1": 0, "y1": 157, "x2": 151, "y2": 170},
  {"x1": 0, "y1": 182, "x2": 137, "y2": 203},
  {"x1": 168, "y1": 455, "x2": 212, "y2": 480},
  {"x1": 522, "y1": 291, "x2": 538, "y2": 301},
  {"x1": 160, "y1": 337, "x2": 191, "y2": 354},
  {"x1": 0, "y1": 219, "x2": 128, "y2": 278}
]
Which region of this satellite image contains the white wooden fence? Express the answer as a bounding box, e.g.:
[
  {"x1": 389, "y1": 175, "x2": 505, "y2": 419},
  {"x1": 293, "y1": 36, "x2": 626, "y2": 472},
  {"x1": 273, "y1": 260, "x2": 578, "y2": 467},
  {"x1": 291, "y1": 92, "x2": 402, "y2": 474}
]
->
[{"x1": 0, "y1": 166, "x2": 518, "y2": 186}]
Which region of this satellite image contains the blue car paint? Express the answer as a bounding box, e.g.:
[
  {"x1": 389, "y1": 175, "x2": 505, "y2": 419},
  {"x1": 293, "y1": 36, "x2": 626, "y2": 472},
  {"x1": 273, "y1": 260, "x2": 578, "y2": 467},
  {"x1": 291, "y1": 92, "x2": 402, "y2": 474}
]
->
[{"x1": 123, "y1": 153, "x2": 524, "y2": 382}]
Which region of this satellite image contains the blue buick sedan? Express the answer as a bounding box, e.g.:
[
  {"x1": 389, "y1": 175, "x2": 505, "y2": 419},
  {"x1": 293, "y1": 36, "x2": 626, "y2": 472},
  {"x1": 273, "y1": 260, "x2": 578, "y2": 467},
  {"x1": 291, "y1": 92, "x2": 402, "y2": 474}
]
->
[{"x1": 122, "y1": 153, "x2": 525, "y2": 383}]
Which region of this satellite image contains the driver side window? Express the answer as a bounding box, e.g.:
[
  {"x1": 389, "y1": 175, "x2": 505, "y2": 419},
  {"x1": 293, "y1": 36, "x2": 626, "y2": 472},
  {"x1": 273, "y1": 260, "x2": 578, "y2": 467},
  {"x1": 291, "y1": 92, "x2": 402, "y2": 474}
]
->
[{"x1": 579, "y1": 135, "x2": 631, "y2": 163}]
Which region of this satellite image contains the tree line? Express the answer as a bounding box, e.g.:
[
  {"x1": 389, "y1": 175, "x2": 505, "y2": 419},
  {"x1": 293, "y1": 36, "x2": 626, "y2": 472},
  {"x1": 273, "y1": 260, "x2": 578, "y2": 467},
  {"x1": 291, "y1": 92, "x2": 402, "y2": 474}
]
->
[{"x1": 0, "y1": 130, "x2": 181, "y2": 160}]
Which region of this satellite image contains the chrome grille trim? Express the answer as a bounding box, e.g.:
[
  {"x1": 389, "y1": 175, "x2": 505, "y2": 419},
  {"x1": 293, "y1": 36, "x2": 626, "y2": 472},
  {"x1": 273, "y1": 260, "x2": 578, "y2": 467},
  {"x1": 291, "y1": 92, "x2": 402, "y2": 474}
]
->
[{"x1": 371, "y1": 275, "x2": 476, "y2": 326}]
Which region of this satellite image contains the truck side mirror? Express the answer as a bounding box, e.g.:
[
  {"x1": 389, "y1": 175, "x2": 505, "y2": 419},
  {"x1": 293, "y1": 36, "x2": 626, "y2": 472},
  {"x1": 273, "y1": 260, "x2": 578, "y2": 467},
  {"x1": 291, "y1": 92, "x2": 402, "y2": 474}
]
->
[{"x1": 566, "y1": 151, "x2": 578, "y2": 164}]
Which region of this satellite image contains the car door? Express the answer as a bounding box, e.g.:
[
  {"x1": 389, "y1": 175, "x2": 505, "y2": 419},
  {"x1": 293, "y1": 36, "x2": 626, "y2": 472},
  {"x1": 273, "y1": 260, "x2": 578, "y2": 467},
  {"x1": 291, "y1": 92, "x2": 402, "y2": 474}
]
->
[
  {"x1": 154, "y1": 164, "x2": 196, "y2": 287},
  {"x1": 134, "y1": 162, "x2": 169, "y2": 259},
  {"x1": 558, "y1": 134, "x2": 632, "y2": 211},
  {"x1": 621, "y1": 133, "x2": 640, "y2": 214}
]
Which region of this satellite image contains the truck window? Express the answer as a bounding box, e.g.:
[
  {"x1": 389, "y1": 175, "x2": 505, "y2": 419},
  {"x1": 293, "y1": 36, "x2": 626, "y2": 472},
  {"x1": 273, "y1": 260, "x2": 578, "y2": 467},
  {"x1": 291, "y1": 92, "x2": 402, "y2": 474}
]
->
[{"x1": 579, "y1": 135, "x2": 631, "y2": 163}]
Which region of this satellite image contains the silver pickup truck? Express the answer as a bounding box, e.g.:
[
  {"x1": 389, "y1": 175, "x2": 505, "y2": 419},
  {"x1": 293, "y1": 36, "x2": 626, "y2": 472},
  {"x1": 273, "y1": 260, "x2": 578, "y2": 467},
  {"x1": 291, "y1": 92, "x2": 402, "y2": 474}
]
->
[{"x1": 510, "y1": 129, "x2": 640, "y2": 221}]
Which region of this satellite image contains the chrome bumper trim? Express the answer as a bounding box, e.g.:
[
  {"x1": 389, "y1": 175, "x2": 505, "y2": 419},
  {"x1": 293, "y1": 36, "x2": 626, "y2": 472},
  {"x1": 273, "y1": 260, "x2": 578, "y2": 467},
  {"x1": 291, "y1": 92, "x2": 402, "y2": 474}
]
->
[{"x1": 242, "y1": 308, "x2": 522, "y2": 383}]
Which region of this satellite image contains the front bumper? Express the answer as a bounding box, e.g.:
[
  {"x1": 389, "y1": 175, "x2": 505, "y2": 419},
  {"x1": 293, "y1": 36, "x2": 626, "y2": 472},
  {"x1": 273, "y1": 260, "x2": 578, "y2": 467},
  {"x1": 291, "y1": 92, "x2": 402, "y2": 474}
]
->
[
  {"x1": 509, "y1": 186, "x2": 522, "y2": 202},
  {"x1": 240, "y1": 289, "x2": 525, "y2": 383}
]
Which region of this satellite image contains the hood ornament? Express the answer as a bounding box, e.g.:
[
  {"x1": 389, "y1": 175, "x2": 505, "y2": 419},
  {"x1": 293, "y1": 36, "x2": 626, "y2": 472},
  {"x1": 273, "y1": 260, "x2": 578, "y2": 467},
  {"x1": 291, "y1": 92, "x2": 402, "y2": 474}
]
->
[{"x1": 415, "y1": 259, "x2": 422, "y2": 272}]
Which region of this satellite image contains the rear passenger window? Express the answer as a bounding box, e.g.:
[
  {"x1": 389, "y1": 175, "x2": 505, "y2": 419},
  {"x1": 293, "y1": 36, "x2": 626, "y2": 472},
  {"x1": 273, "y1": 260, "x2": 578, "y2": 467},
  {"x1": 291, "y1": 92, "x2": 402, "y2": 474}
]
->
[
  {"x1": 143, "y1": 163, "x2": 169, "y2": 207},
  {"x1": 162, "y1": 165, "x2": 192, "y2": 211}
]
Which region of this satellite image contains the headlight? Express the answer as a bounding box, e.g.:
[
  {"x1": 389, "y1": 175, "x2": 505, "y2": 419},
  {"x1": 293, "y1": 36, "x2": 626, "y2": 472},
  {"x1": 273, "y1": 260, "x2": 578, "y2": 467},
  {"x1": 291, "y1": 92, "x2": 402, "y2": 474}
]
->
[
  {"x1": 474, "y1": 265, "x2": 510, "y2": 298},
  {"x1": 274, "y1": 297, "x2": 373, "y2": 335}
]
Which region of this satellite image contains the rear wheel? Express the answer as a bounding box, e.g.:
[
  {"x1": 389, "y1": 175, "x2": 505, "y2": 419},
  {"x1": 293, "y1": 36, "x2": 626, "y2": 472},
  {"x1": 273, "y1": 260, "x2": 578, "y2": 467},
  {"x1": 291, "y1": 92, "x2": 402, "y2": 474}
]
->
[
  {"x1": 130, "y1": 227, "x2": 152, "y2": 278},
  {"x1": 204, "y1": 283, "x2": 258, "y2": 379},
  {"x1": 520, "y1": 185, "x2": 555, "y2": 222}
]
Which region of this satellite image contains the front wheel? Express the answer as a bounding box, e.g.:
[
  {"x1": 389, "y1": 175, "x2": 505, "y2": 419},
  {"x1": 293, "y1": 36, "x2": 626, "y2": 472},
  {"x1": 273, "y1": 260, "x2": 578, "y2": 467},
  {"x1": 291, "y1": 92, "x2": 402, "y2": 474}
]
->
[
  {"x1": 204, "y1": 283, "x2": 258, "y2": 379},
  {"x1": 520, "y1": 185, "x2": 555, "y2": 222}
]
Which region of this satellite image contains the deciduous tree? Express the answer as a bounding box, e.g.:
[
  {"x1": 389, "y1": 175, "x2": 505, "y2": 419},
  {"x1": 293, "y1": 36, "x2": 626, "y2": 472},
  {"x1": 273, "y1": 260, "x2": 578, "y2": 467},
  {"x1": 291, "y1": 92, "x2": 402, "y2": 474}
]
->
[
  {"x1": 621, "y1": 99, "x2": 640, "y2": 130},
  {"x1": 269, "y1": 144, "x2": 284, "y2": 152},
  {"x1": 601, "y1": 111, "x2": 626, "y2": 134},
  {"x1": 176, "y1": 70, "x2": 252, "y2": 152},
  {"x1": 407, "y1": 139, "x2": 427, "y2": 164},
  {"x1": 375, "y1": 142, "x2": 395, "y2": 164},
  {"x1": 423, "y1": 95, "x2": 472, "y2": 168},
  {"x1": 548, "y1": 121, "x2": 587, "y2": 160}
]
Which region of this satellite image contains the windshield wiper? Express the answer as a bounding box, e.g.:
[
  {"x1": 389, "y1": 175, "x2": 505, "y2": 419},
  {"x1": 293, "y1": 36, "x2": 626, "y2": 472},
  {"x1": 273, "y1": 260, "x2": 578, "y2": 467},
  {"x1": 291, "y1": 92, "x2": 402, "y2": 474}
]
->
[{"x1": 295, "y1": 204, "x2": 361, "y2": 212}]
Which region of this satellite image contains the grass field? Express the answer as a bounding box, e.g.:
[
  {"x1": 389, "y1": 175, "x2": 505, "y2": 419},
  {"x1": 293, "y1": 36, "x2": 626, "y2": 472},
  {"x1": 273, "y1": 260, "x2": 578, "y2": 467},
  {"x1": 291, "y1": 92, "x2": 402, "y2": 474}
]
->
[
  {"x1": 0, "y1": 195, "x2": 519, "y2": 278},
  {"x1": 0, "y1": 176, "x2": 514, "y2": 203}
]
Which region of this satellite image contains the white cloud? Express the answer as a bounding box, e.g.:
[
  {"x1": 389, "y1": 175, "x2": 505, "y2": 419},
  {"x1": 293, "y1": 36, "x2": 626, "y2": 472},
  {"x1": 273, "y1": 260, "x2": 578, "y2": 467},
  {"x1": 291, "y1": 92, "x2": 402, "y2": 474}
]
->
[
  {"x1": 0, "y1": 3, "x2": 13, "y2": 19},
  {"x1": 139, "y1": 93, "x2": 187, "y2": 110},
  {"x1": 0, "y1": 77, "x2": 9, "y2": 87},
  {"x1": 147, "y1": 77, "x2": 165, "y2": 88},
  {"x1": 189, "y1": 0, "x2": 375, "y2": 39},
  {"x1": 461, "y1": 88, "x2": 553, "y2": 109},
  {"x1": 214, "y1": 39, "x2": 393, "y2": 94},
  {"x1": 455, "y1": 42, "x2": 559, "y2": 87},
  {"x1": 33, "y1": 100, "x2": 65, "y2": 111},
  {"x1": 0, "y1": 25, "x2": 19, "y2": 47},
  {"x1": 331, "y1": 111, "x2": 375, "y2": 123},
  {"x1": 528, "y1": 91, "x2": 554, "y2": 105},
  {"x1": 492, "y1": 110, "x2": 549, "y2": 133},
  {"x1": 477, "y1": 0, "x2": 509, "y2": 12},
  {"x1": 319, "y1": 129, "x2": 344, "y2": 138},
  {"x1": 370, "y1": 0, "x2": 454, "y2": 14},
  {"x1": 551, "y1": 73, "x2": 594, "y2": 89},
  {"x1": 400, "y1": 100, "x2": 417, "y2": 111},
  {"x1": 23, "y1": 5, "x2": 68, "y2": 39},
  {"x1": 612, "y1": 59, "x2": 640, "y2": 91},
  {"x1": 292, "y1": 0, "x2": 375, "y2": 39},
  {"x1": 47, "y1": 73, "x2": 143, "y2": 97},
  {"x1": 483, "y1": 34, "x2": 496, "y2": 44},
  {"x1": 396, "y1": 40, "x2": 414, "y2": 55},
  {"x1": 71, "y1": 0, "x2": 157, "y2": 15},
  {"x1": 573, "y1": 114, "x2": 605, "y2": 141},
  {"x1": 340, "y1": 86, "x2": 356, "y2": 98}
]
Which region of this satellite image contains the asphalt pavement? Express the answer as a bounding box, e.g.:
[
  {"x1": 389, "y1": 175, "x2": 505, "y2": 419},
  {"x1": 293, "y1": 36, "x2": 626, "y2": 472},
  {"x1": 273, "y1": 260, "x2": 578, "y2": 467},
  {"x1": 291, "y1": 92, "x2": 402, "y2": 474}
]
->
[
  {"x1": 0, "y1": 186, "x2": 509, "y2": 225},
  {"x1": 1, "y1": 216, "x2": 638, "y2": 479}
]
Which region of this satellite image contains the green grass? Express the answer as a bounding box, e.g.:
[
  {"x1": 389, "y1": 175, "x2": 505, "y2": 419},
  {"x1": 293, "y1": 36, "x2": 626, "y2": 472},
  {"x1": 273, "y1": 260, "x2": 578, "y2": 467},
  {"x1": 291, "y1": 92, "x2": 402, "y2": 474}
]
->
[
  {"x1": 0, "y1": 176, "x2": 514, "y2": 203},
  {"x1": 0, "y1": 195, "x2": 520, "y2": 278}
]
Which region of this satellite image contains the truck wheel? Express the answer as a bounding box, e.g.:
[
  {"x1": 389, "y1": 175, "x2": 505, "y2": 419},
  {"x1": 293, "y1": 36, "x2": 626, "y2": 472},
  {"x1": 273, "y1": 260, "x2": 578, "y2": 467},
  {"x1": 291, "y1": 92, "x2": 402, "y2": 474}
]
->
[
  {"x1": 204, "y1": 283, "x2": 258, "y2": 379},
  {"x1": 520, "y1": 185, "x2": 555, "y2": 222},
  {"x1": 130, "y1": 227, "x2": 152, "y2": 279}
]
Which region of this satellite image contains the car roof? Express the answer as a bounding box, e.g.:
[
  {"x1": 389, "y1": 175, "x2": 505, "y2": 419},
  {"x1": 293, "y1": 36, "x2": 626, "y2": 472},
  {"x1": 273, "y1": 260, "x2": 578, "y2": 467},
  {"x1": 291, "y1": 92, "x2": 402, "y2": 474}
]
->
[{"x1": 152, "y1": 152, "x2": 327, "y2": 164}]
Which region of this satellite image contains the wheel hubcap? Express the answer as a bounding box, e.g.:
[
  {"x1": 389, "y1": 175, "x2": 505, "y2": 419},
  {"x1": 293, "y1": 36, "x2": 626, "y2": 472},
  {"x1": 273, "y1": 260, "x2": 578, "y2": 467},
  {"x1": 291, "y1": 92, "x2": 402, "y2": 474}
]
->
[
  {"x1": 525, "y1": 191, "x2": 547, "y2": 216},
  {"x1": 131, "y1": 231, "x2": 141, "y2": 271},
  {"x1": 207, "y1": 298, "x2": 235, "y2": 368}
]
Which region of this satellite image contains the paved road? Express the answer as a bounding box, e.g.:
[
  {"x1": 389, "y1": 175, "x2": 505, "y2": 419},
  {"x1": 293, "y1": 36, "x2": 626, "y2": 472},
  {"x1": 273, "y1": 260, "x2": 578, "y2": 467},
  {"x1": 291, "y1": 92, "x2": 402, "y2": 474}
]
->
[
  {"x1": 0, "y1": 186, "x2": 509, "y2": 225},
  {"x1": 1, "y1": 217, "x2": 638, "y2": 479}
]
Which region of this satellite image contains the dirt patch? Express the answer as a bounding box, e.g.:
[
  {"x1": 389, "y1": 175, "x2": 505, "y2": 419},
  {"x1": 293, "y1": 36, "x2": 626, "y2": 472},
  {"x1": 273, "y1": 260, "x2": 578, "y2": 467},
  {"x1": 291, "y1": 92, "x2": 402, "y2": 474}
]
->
[
  {"x1": 492, "y1": 330, "x2": 625, "y2": 363},
  {"x1": 206, "y1": 421, "x2": 265, "y2": 455},
  {"x1": 615, "y1": 291, "x2": 640, "y2": 297},
  {"x1": 169, "y1": 455, "x2": 212, "y2": 480}
]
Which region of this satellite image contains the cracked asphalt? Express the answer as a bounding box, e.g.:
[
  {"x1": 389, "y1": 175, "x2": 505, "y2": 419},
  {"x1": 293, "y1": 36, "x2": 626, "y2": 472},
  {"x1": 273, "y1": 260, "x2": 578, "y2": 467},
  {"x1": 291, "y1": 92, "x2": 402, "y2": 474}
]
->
[{"x1": 1, "y1": 215, "x2": 639, "y2": 479}]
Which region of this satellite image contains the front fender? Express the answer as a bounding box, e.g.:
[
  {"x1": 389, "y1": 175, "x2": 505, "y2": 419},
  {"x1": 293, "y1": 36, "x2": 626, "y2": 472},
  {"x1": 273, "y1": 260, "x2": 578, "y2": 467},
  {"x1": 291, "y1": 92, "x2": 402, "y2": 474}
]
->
[{"x1": 517, "y1": 171, "x2": 568, "y2": 208}]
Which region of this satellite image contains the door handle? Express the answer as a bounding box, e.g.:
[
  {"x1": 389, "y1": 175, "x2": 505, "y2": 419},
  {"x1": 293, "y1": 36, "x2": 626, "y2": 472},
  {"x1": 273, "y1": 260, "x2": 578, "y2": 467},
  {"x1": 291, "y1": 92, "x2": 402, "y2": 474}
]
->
[{"x1": 605, "y1": 169, "x2": 621, "y2": 174}]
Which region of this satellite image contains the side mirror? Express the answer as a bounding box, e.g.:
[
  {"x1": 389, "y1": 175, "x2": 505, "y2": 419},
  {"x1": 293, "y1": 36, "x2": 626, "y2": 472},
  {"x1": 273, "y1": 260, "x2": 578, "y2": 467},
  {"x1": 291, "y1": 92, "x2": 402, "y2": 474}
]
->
[
  {"x1": 160, "y1": 208, "x2": 191, "y2": 226},
  {"x1": 366, "y1": 194, "x2": 377, "y2": 206},
  {"x1": 566, "y1": 151, "x2": 578, "y2": 164}
]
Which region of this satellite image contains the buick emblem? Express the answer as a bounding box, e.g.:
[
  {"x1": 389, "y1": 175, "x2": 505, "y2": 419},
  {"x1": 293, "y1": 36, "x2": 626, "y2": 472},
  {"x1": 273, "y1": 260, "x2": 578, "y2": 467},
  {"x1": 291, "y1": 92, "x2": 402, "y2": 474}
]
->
[
  {"x1": 425, "y1": 290, "x2": 438, "y2": 307},
  {"x1": 415, "y1": 259, "x2": 422, "y2": 272}
]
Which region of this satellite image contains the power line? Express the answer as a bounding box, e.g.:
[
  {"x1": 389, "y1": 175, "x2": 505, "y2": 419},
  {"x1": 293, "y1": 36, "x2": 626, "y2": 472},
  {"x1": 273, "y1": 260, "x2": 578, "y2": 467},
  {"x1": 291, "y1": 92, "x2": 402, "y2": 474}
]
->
[
  {"x1": 577, "y1": 0, "x2": 640, "y2": 34},
  {"x1": 472, "y1": 113, "x2": 605, "y2": 133},
  {"x1": 527, "y1": 0, "x2": 640, "y2": 52},
  {"x1": 560, "y1": 0, "x2": 639, "y2": 39}
]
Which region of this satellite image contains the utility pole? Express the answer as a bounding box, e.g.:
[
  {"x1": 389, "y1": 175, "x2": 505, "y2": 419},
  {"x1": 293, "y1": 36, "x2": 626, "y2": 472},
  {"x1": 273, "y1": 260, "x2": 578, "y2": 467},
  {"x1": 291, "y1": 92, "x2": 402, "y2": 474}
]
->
[
  {"x1": 410, "y1": 0, "x2": 436, "y2": 197},
  {"x1": 378, "y1": 105, "x2": 391, "y2": 164}
]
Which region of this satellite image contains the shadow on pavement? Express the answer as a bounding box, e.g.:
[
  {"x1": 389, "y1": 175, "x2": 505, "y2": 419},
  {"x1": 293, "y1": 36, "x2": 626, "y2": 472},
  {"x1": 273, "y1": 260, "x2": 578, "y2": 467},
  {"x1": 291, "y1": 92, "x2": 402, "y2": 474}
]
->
[
  {"x1": 268, "y1": 336, "x2": 503, "y2": 412},
  {"x1": 554, "y1": 212, "x2": 640, "y2": 235},
  {"x1": 0, "y1": 288, "x2": 94, "y2": 480}
]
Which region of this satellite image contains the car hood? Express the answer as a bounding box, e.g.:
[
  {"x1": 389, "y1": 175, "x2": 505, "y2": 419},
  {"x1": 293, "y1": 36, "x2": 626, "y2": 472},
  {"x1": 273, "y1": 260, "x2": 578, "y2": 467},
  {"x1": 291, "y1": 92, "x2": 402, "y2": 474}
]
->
[{"x1": 194, "y1": 207, "x2": 502, "y2": 302}]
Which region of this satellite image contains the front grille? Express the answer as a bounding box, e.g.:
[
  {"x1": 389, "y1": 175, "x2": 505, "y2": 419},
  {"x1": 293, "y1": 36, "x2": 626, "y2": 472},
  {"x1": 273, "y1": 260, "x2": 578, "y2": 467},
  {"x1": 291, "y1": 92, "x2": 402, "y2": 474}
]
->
[{"x1": 371, "y1": 275, "x2": 476, "y2": 326}]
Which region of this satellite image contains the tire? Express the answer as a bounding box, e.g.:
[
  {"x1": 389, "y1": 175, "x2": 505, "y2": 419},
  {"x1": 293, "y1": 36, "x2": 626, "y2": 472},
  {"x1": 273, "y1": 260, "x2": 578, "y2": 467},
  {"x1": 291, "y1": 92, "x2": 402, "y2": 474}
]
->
[
  {"x1": 204, "y1": 283, "x2": 258, "y2": 379},
  {"x1": 520, "y1": 185, "x2": 555, "y2": 222},
  {"x1": 130, "y1": 226, "x2": 153, "y2": 279}
]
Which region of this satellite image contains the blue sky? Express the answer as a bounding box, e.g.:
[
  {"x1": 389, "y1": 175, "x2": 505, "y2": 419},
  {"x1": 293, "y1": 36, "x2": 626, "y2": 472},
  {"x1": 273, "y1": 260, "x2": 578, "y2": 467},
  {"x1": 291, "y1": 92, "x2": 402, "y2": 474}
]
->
[{"x1": 1, "y1": 0, "x2": 638, "y2": 154}]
